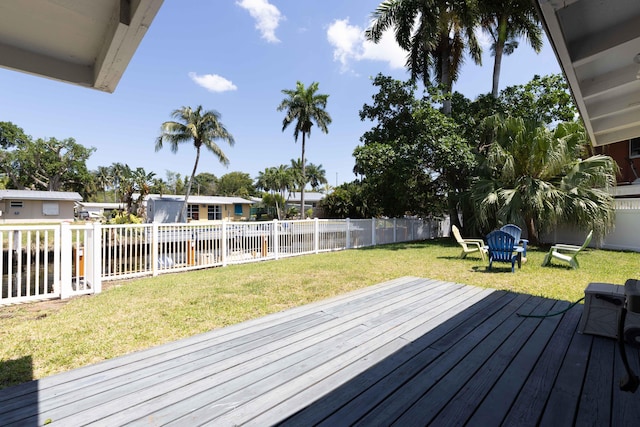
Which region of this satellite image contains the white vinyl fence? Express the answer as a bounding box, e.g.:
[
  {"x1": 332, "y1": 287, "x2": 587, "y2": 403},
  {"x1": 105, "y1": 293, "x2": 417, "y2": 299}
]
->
[{"x1": 1, "y1": 217, "x2": 445, "y2": 305}]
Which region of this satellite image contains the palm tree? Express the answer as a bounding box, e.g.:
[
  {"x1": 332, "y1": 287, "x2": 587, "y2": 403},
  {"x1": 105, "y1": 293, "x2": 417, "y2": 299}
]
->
[
  {"x1": 277, "y1": 82, "x2": 331, "y2": 218},
  {"x1": 94, "y1": 166, "x2": 112, "y2": 202},
  {"x1": 478, "y1": 0, "x2": 542, "y2": 97},
  {"x1": 468, "y1": 115, "x2": 617, "y2": 244},
  {"x1": 289, "y1": 158, "x2": 305, "y2": 192},
  {"x1": 156, "y1": 105, "x2": 234, "y2": 222},
  {"x1": 366, "y1": 0, "x2": 481, "y2": 115},
  {"x1": 305, "y1": 162, "x2": 328, "y2": 191},
  {"x1": 110, "y1": 162, "x2": 126, "y2": 203}
]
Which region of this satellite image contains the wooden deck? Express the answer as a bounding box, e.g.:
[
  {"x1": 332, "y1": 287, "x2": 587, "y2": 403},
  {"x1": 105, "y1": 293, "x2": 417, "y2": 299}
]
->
[{"x1": 1, "y1": 276, "x2": 639, "y2": 426}]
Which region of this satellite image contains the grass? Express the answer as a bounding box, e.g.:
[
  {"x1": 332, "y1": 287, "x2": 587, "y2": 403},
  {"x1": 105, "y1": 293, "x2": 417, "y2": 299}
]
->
[{"x1": 1, "y1": 238, "x2": 640, "y2": 390}]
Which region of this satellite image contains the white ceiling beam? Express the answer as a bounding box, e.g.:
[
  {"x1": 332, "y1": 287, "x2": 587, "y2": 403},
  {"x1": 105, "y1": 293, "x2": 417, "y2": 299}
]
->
[
  {"x1": 593, "y1": 126, "x2": 640, "y2": 146},
  {"x1": 0, "y1": 40, "x2": 92, "y2": 87},
  {"x1": 592, "y1": 108, "x2": 640, "y2": 134},
  {"x1": 94, "y1": 0, "x2": 162, "y2": 92},
  {"x1": 571, "y1": 17, "x2": 640, "y2": 67},
  {"x1": 582, "y1": 63, "x2": 640, "y2": 100},
  {"x1": 586, "y1": 90, "x2": 640, "y2": 119}
]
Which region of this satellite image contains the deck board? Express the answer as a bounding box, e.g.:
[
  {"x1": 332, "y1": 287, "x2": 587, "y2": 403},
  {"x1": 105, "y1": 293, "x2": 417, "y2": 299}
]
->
[{"x1": 1, "y1": 276, "x2": 639, "y2": 426}]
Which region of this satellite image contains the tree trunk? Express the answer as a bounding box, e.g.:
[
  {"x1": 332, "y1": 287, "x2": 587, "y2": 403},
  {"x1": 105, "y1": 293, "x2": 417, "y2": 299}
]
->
[
  {"x1": 300, "y1": 133, "x2": 306, "y2": 218},
  {"x1": 441, "y1": 43, "x2": 452, "y2": 116},
  {"x1": 182, "y1": 145, "x2": 201, "y2": 222},
  {"x1": 492, "y1": 17, "x2": 508, "y2": 98},
  {"x1": 526, "y1": 216, "x2": 539, "y2": 246},
  {"x1": 492, "y1": 44, "x2": 504, "y2": 98}
]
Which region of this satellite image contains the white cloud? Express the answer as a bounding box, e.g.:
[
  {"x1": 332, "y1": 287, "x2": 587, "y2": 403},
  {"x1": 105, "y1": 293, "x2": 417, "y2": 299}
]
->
[
  {"x1": 236, "y1": 0, "x2": 284, "y2": 43},
  {"x1": 326, "y1": 18, "x2": 406, "y2": 73},
  {"x1": 188, "y1": 72, "x2": 238, "y2": 93}
]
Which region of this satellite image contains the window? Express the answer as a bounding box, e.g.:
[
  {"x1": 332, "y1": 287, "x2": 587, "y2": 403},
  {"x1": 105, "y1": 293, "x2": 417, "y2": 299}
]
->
[
  {"x1": 187, "y1": 204, "x2": 199, "y2": 220},
  {"x1": 10, "y1": 201, "x2": 23, "y2": 208},
  {"x1": 630, "y1": 138, "x2": 640, "y2": 158},
  {"x1": 208, "y1": 205, "x2": 221, "y2": 220},
  {"x1": 234, "y1": 204, "x2": 243, "y2": 216},
  {"x1": 43, "y1": 202, "x2": 59, "y2": 216}
]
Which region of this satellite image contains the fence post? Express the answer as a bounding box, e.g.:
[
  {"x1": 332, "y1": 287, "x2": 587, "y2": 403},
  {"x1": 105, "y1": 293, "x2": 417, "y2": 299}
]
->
[
  {"x1": 314, "y1": 218, "x2": 319, "y2": 254},
  {"x1": 371, "y1": 218, "x2": 376, "y2": 247},
  {"x1": 393, "y1": 218, "x2": 397, "y2": 243},
  {"x1": 221, "y1": 220, "x2": 227, "y2": 267},
  {"x1": 346, "y1": 218, "x2": 351, "y2": 249},
  {"x1": 60, "y1": 221, "x2": 72, "y2": 299},
  {"x1": 152, "y1": 223, "x2": 159, "y2": 276},
  {"x1": 90, "y1": 222, "x2": 102, "y2": 294},
  {"x1": 273, "y1": 219, "x2": 280, "y2": 260}
]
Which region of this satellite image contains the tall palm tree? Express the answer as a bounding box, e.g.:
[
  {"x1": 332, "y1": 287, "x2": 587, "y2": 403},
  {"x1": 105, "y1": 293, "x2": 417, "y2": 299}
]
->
[
  {"x1": 156, "y1": 105, "x2": 234, "y2": 222},
  {"x1": 478, "y1": 0, "x2": 542, "y2": 97},
  {"x1": 277, "y1": 82, "x2": 331, "y2": 218},
  {"x1": 366, "y1": 0, "x2": 481, "y2": 115},
  {"x1": 468, "y1": 115, "x2": 617, "y2": 244}
]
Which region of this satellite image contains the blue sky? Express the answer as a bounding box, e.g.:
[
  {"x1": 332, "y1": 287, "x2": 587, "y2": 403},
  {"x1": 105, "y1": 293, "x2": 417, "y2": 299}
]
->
[{"x1": 0, "y1": 0, "x2": 561, "y2": 188}]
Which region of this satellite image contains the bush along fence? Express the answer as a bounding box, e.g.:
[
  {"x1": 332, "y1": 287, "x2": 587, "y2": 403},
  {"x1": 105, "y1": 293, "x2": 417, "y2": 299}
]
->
[{"x1": 0, "y1": 217, "x2": 447, "y2": 305}]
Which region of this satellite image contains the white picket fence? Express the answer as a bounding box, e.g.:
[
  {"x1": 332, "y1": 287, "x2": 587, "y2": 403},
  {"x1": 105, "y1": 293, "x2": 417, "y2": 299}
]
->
[{"x1": 1, "y1": 218, "x2": 445, "y2": 305}]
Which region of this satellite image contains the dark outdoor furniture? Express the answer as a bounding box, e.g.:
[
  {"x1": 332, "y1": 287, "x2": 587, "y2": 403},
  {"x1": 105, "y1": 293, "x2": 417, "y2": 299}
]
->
[
  {"x1": 486, "y1": 230, "x2": 523, "y2": 272},
  {"x1": 500, "y1": 224, "x2": 528, "y2": 258}
]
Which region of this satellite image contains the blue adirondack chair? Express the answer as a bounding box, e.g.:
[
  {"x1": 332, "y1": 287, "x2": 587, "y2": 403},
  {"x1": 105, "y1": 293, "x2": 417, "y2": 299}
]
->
[
  {"x1": 500, "y1": 224, "x2": 528, "y2": 258},
  {"x1": 486, "y1": 230, "x2": 523, "y2": 272}
]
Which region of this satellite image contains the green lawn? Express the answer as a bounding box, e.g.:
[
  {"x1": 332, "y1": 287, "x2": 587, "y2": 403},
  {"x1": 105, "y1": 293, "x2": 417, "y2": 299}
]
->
[{"x1": 2, "y1": 238, "x2": 640, "y2": 390}]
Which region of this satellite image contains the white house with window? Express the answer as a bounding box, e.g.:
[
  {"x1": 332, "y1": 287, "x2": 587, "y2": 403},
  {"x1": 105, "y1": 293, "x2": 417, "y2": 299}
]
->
[
  {"x1": 145, "y1": 195, "x2": 255, "y2": 223},
  {"x1": 0, "y1": 190, "x2": 82, "y2": 223}
]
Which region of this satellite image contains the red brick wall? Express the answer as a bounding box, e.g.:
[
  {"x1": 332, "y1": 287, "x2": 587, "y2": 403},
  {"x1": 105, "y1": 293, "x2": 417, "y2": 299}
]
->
[{"x1": 595, "y1": 140, "x2": 640, "y2": 183}]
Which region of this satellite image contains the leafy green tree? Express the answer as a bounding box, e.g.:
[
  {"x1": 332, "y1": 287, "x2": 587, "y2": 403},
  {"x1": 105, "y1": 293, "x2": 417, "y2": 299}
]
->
[
  {"x1": 0, "y1": 121, "x2": 29, "y2": 149},
  {"x1": 217, "y1": 171, "x2": 256, "y2": 197},
  {"x1": 451, "y1": 74, "x2": 577, "y2": 148},
  {"x1": 366, "y1": 0, "x2": 481, "y2": 115},
  {"x1": 192, "y1": 172, "x2": 218, "y2": 195},
  {"x1": 320, "y1": 181, "x2": 372, "y2": 219},
  {"x1": 354, "y1": 74, "x2": 467, "y2": 219},
  {"x1": 478, "y1": 0, "x2": 542, "y2": 97},
  {"x1": 1, "y1": 136, "x2": 95, "y2": 193},
  {"x1": 156, "y1": 105, "x2": 235, "y2": 221},
  {"x1": 277, "y1": 81, "x2": 332, "y2": 217},
  {"x1": 468, "y1": 115, "x2": 617, "y2": 244}
]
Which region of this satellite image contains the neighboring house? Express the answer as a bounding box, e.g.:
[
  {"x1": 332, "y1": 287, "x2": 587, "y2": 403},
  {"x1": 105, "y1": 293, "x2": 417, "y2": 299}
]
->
[
  {"x1": 285, "y1": 192, "x2": 326, "y2": 217},
  {"x1": 0, "y1": 190, "x2": 82, "y2": 223},
  {"x1": 146, "y1": 195, "x2": 255, "y2": 223},
  {"x1": 76, "y1": 202, "x2": 125, "y2": 220}
]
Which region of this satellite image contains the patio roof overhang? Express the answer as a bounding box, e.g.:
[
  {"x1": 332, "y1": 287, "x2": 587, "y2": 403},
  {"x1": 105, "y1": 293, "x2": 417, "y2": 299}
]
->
[
  {"x1": 535, "y1": 0, "x2": 640, "y2": 147},
  {"x1": 0, "y1": 0, "x2": 164, "y2": 93}
]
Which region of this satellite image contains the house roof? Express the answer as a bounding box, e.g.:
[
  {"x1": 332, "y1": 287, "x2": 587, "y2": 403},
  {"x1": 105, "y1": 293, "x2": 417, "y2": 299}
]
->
[
  {"x1": 77, "y1": 202, "x2": 125, "y2": 209},
  {"x1": 286, "y1": 192, "x2": 326, "y2": 203},
  {"x1": 0, "y1": 190, "x2": 82, "y2": 201},
  {"x1": 535, "y1": 0, "x2": 640, "y2": 147},
  {"x1": 0, "y1": 0, "x2": 163, "y2": 93},
  {"x1": 147, "y1": 195, "x2": 256, "y2": 205}
]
